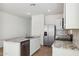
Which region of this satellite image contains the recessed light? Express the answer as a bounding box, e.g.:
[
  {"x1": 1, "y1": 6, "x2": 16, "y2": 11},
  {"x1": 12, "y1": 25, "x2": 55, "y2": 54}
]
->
[
  {"x1": 48, "y1": 9, "x2": 51, "y2": 12},
  {"x1": 27, "y1": 12, "x2": 31, "y2": 15}
]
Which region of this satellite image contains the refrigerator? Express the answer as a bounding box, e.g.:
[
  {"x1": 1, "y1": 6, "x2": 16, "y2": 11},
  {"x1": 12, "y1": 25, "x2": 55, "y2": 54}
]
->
[{"x1": 43, "y1": 25, "x2": 56, "y2": 46}]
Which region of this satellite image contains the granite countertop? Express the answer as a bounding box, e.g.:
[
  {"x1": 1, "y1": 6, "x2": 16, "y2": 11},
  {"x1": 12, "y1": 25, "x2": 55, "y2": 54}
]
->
[
  {"x1": 4, "y1": 36, "x2": 40, "y2": 43},
  {"x1": 53, "y1": 40, "x2": 79, "y2": 50},
  {"x1": 25, "y1": 36, "x2": 40, "y2": 38},
  {"x1": 5, "y1": 37, "x2": 29, "y2": 43}
]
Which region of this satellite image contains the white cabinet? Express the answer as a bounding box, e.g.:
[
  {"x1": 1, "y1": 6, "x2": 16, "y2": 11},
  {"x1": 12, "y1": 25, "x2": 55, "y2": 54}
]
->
[
  {"x1": 3, "y1": 38, "x2": 40, "y2": 56},
  {"x1": 64, "y1": 3, "x2": 79, "y2": 29},
  {"x1": 31, "y1": 15, "x2": 44, "y2": 45},
  {"x1": 53, "y1": 46, "x2": 79, "y2": 56},
  {"x1": 30, "y1": 38, "x2": 40, "y2": 55},
  {"x1": 3, "y1": 41, "x2": 20, "y2": 56}
]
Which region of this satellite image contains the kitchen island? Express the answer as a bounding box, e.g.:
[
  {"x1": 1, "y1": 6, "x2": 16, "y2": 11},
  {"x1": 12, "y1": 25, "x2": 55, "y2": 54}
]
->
[
  {"x1": 52, "y1": 40, "x2": 79, "y2": 56},
  {"x1": 3, "y1": 36, "x2": 40, "y2": 56}
]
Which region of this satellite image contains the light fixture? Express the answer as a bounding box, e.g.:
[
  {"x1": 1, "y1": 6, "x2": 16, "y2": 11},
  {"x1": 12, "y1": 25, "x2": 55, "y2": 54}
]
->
[
  {"x1": 30, "y1": 3, "x2": 36, "y2": 6},
  {"x1": 48, "y1": 9, "x2": 51, "y2": 12},
  {"x1": 27, "y1": 12, "x2": 31, "y2": 15}
]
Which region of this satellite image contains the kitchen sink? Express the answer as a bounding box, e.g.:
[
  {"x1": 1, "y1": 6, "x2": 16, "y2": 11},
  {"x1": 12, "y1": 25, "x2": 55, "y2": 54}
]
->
[{"x1": 25, "y1": 36, "x2": 34, "y2": 38}]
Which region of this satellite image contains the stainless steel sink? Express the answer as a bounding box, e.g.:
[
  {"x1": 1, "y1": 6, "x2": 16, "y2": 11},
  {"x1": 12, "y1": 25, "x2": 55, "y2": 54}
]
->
[{"x1": 25, "y1": 37, "x2": 34, "y2": 38}]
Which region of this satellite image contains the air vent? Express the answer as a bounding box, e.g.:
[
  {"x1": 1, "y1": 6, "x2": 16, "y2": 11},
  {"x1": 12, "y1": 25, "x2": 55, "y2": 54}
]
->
[{"x1": 30, "y1": 4, "x2": 36, "y2": 6}]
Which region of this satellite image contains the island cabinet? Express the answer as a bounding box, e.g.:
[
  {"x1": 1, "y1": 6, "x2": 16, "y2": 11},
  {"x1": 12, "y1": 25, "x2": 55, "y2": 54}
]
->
[
  {"x1": 3, "y1": 38, "x2": 40, "y2": 56},
  {"x1": 30, "y1": 38, "x2": 40, "y2": 56}
]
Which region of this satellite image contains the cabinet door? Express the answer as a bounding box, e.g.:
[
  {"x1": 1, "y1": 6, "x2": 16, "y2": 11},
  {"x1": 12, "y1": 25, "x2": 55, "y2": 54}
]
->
[
  {"x1": 3, "y1": 41, "x2": 20, "y2": 56},
  {"x1": 65, "y1": 3, "x2": 79, "y2": 29},
  {"x1": 30, "y1": 38, "x2": 40, "y2": 55},
  {"x1": 21, "y1": 40, "x2": 30, "y2": 56}
]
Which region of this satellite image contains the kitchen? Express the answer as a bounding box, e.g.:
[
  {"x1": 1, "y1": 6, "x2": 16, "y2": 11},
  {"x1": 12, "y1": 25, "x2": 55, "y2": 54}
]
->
[
  {"x1": 0, "y1": 3, "x2": 79, "y2": 56},
  {"x1": 0, "y1": 3, "x2": 64, "y2": 56}
]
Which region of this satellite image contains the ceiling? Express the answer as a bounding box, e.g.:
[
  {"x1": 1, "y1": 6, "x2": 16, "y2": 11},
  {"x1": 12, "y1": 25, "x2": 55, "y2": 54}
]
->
[{"x1": 0, "y1": 3, "x2": 64, "y2": 18}]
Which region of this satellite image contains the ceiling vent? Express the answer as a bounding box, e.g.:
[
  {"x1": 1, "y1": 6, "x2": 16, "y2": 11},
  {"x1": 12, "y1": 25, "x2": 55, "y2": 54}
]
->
[{"x1": 30, "y1": 4, "x2": 36, "y2": 6}]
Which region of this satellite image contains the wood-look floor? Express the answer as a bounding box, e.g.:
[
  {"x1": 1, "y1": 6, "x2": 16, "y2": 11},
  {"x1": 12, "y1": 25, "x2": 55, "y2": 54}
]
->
[
  {"x1": 0, "y1": 46, "x2": 52, "y2": 56},
  {"x1": 33, "y1": 46, "x2": 52, "y2": 56},
  {"x1": 0, "y1": 48, "x2": 3, "y2": 56}
]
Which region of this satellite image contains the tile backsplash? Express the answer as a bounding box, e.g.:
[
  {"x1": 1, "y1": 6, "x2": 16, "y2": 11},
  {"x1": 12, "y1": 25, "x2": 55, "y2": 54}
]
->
[{"x1": 72, "y1": 30, "x2": 79, "y2": 48}]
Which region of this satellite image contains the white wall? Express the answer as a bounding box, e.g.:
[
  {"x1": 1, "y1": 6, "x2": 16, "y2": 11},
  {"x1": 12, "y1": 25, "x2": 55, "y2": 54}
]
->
[
  {"x1": 0, "y1": 11, "x2": 31, "y2": 40},
  {"x1": 45, "y1": 14, "x2": 67, "y2": 35},
  {"x1": 45, "y1": 14, "x2": 63, "y2": 30},
  {"x1": 31, "y1": 14, "x2": 44, "y2": 36}
]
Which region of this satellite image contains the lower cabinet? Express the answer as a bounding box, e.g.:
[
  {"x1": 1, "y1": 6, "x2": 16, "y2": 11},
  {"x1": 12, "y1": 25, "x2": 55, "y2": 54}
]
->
[
  {"x1": 3, "y1": 38, "x2": 40, "y2": 56},
  {"x1": 30, "y1": 38, "x2": 40, "y2": 55},
  {"x1": 21, "y1": 38, "x2": 40, "y2": 56},
  {"x1": 3, "y1": 41, "x2": 20, "y2": 56}
]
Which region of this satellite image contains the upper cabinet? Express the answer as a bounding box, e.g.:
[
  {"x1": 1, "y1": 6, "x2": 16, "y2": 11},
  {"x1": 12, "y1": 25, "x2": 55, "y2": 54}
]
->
[{"x1": 64, "y1": 3, "x2": 79, "y2": 29}]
